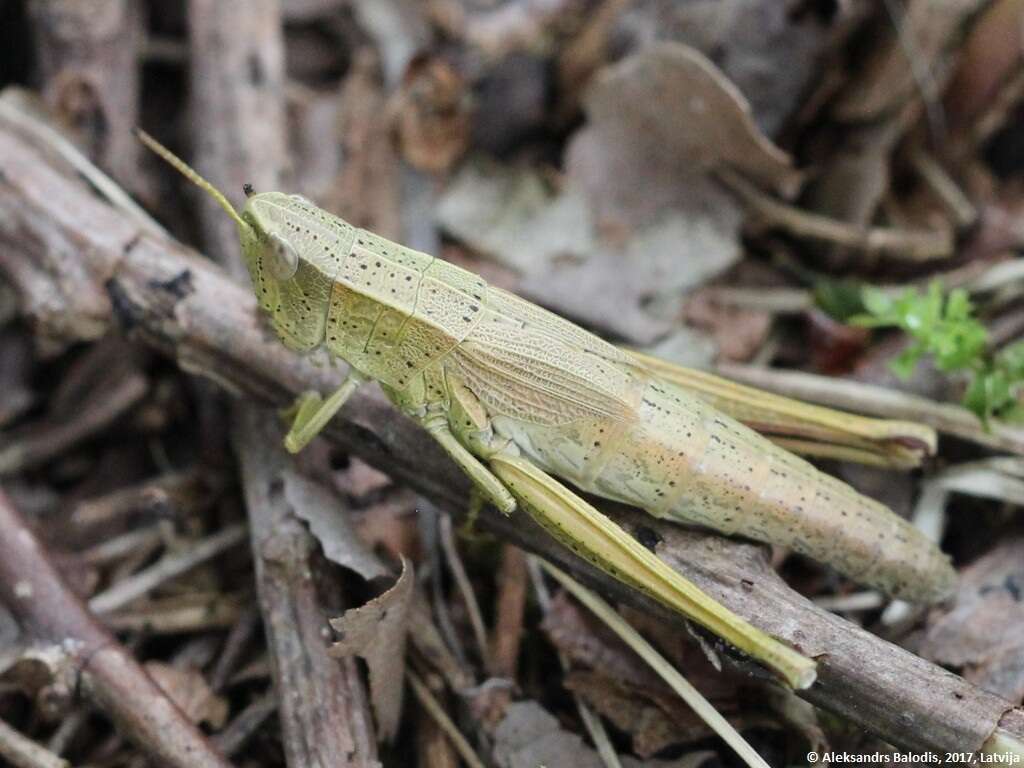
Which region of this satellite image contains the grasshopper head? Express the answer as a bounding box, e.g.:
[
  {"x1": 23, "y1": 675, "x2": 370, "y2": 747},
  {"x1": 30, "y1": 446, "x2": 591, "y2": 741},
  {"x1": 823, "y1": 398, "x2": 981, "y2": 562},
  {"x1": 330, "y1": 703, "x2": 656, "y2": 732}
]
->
[
  {"x1": 237, "y1": 191, "x2": 332, "y2": 351},
  {"x1": 238, "y1": 191, "x2": 301, "y2": 313},
  {"x1": 136, "y1": 130, "x2": 341, "y2": 352}
]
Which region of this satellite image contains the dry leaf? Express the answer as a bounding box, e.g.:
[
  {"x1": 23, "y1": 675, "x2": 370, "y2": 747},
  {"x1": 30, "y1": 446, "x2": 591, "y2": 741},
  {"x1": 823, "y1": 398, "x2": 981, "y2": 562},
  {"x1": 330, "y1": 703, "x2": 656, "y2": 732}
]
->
[
  {"x1": 284, "y1": 473, "x2": 389, "y2": 581},
  {"x1": 541, "y1": 590, "x2": 660, "y2": 687},
  {"x1": 922, "y1": 538, "x2": 1024, "y2": 702},
  {"x1": 352, "y1": 489, "x2": 421, "y2": 565},
  {"x1": 522, "y1": 42, "x2": 803, "y2": 342},
  {"x1": 520, "y1": 211, "x2": 736, "y2": 344},
  {"x1": 493, "y1": 700, "x2": 710, "y2": 768},
  {"x1": 578, "y1": 42, "x2": 800, "y2": 201},
  {"x1": 493, "y1": 701, "x2": 605, "y2": 768},
  {"x1": 329, "y1": 557, "x2": 415, "y2": 740},
  {"x1": 806, "y1": 0, "x2": 986, "y2": 240},
  {"x1": 440, "y1": 45, "x2": 799, "y2": 343},
  {"x1": 566, "y1": 669, "x2": 779, "y2": 758},
  {"x1": 0, "y1": 644, "x2": 77, "y2": 721},
  {"x1": 944, "y1": 0, "x2": 1024, "y2": 137},
  {"x1": 394, "y1": 54, "x2": 472, "y2": 173},
  {"x1": 543, "y1": 593, "x2": 757, "y2": 756},
  {"x1": 326, "y1": 49, "x2": 401, "y2": 239},
  {"x1": 145, "y1": 662, "x2": 229, "y2": 729},
  {"x1": 565, "y1": 670, "x2": 721, "y2": 757},
  {"x1": 683, "y1": 289, "x2": 772, "y2": 362},
  {"x1": 833, "y1": 0, "x2": 988, "y2": 122},
  {"x1": 610, "y1": 0, "x2": 865, "y2": 135},
  {"x1": 435, "y1": 157, "x2": 596, "y2": 276},
  {"x1": 333, "y1": 456, "x2": 394, "y2": 500}
]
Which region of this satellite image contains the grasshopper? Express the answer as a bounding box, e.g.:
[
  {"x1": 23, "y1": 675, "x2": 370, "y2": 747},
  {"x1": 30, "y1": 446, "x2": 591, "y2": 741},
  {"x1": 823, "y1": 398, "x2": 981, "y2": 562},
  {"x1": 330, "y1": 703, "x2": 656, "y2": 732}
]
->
[{"x1": 138, "y1": 131, "x2": 956, "y2": 690}]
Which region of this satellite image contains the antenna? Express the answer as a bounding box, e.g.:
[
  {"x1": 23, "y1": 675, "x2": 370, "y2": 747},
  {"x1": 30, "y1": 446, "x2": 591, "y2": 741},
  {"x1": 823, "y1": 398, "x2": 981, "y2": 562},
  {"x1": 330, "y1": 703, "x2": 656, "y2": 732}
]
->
[{"x1": 134, "y1": 128, "x2": 251, "y2": 233}]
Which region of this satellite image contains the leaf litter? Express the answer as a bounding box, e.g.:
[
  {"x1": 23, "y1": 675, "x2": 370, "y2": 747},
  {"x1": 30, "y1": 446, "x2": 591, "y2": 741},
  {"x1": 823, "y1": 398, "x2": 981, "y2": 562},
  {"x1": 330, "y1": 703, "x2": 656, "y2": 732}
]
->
[
  {"x1": 329, "y1": 558, "x2": 416, "y2": 741},
  {"x1": 3, "y1": 0, "x2": 1024, "y2": 765}
]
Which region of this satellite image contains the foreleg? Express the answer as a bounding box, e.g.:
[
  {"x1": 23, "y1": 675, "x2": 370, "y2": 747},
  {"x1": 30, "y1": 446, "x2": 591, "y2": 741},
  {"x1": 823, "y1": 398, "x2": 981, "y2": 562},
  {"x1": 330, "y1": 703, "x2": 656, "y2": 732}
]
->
[{"x1": 283, "y1": 370, "x2": 367, "y2": 453}]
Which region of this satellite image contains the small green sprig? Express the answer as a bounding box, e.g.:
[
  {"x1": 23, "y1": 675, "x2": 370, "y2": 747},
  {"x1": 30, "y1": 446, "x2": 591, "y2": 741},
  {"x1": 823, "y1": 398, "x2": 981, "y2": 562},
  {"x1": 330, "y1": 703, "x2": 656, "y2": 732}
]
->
[{"x1": 850, "y1": 281, "x2": 1024, "y2": 424}]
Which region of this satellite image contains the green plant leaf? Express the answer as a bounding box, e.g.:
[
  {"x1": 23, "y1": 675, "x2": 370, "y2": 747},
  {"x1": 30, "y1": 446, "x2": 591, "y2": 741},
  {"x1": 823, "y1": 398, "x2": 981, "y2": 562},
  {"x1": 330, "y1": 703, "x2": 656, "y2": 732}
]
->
[
  {"x1": 814, "y1": 279, "x2": 865, "y2": 321},
  {"x1": 853, "y1": 281, "x2": 1024, "y2": 425},
  {"x1": 861, "y1": 286, "x2": 894, "y2": 318},
  {"x1": 889, "y1": 345, "x2": 924, "y2": 381}
]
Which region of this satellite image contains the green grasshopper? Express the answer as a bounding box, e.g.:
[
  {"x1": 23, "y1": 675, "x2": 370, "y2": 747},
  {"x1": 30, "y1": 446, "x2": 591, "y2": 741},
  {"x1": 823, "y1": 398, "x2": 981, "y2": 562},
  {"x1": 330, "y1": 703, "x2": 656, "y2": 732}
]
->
[{"x1": 138, "y1": 131, "x2": 956, "y2": 690}]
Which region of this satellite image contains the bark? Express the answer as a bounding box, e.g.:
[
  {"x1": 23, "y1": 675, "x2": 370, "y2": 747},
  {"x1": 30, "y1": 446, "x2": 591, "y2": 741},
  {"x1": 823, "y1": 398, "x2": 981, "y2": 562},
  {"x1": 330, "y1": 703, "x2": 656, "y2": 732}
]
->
[
  {"x1": 0, "y1": 488, "x2": 234, "y2": 768},
  {"x1": 27, "y1": 0, "x2": 142, "y2": 192}
]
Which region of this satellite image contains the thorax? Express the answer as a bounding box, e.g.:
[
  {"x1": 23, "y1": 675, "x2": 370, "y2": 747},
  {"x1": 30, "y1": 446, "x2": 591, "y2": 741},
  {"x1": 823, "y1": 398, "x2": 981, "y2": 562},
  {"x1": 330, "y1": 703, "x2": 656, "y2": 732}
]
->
[{"x1": 321, "y1": 230, "x2": 491, "y2": 389}]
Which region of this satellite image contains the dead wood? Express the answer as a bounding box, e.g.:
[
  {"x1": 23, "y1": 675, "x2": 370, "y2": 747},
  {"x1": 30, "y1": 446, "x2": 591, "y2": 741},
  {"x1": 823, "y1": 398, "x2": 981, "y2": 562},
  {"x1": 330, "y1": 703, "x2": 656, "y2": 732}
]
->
[
  {"x1": 0, "y1": 488, "x2": 234, "y2": 768},
  {"x1": 26, "y1": 0, "x2": 142, "y2": 193}
]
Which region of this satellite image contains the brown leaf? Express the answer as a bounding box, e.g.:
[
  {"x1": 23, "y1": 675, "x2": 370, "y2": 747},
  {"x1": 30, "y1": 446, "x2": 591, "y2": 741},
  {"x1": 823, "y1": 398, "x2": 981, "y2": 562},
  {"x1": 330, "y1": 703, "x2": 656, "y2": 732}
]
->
[
  {"x1": 541, "y1": 590, "x2": 660, "y2": 688},
  {"x1": 394, "y1": 54, "x2": 472, "y2": 173},
  {"x1": 0, "y1": 644, "x2": 77, "y2": 721},
  {"x1": 542, "y1": 593, "x2": 780, "y2": 756},
  {"x1": 352, "y1": 489, "x2": 422, "y2": 566},
  {"x1": 144, "y1": 662, "x2": 229, "y2": 729},
  {"x1": 329, "y1": 557, "x2": 415, "y2": 740},
  {"x1": 922, "y1": 538, "x2": 1024, "y2": 702},
  {"x1": 333, "y1": 456, "x2": 394, "y2": 500},
  {"x1": 683, "y1": 290, "x2": 772, "y2": 363},
  {"x1": 834, "y1": 0, "x2": 989, "y2": 122},
  {"x1": 609, "y1": 0, "x2": 865, "y2": 135},
  {"x1": 523, "y1": 42, "x2": 802, "y2": 343},
  {"x1": 944, "y1": 0, "x2": 1024, "y2": 138},
  {"x1": 564, "y1": 670, "x2": 723, "y2": 757},
  {"x1": 577, "y1": 42, "x2": 800, "y2": 205},
  {"x1": 326, "y1": 48, "x2": 401, "y2": 239}
]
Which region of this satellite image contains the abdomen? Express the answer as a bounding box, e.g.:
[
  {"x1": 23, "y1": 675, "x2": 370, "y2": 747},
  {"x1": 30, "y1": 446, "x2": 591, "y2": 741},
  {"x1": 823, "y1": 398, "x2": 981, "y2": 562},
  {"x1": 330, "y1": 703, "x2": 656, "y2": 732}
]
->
[{"x1": 492, "y1": 377, "x2": 956, "y2": 604}]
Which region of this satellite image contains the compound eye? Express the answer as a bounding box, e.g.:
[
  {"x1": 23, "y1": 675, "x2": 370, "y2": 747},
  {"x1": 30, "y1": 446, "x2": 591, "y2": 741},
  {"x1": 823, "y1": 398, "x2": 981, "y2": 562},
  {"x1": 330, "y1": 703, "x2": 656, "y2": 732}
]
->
[{"x1": 266, "y1": 233, "x2": 299, "y2": 281}]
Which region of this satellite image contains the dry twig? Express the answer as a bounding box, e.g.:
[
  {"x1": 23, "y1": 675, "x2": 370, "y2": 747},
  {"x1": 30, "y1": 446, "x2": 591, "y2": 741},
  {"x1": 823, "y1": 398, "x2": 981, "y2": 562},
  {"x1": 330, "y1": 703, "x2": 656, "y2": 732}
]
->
[
  {"x1": 719, "y1": 169, "x2": 954, "y2": 262},
  {"x1": 0, "y1": 488, "x2": 234, "y2": 768},
  {"x1": 0, "y1": 717, "x2": 69, "y2": 768}
]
